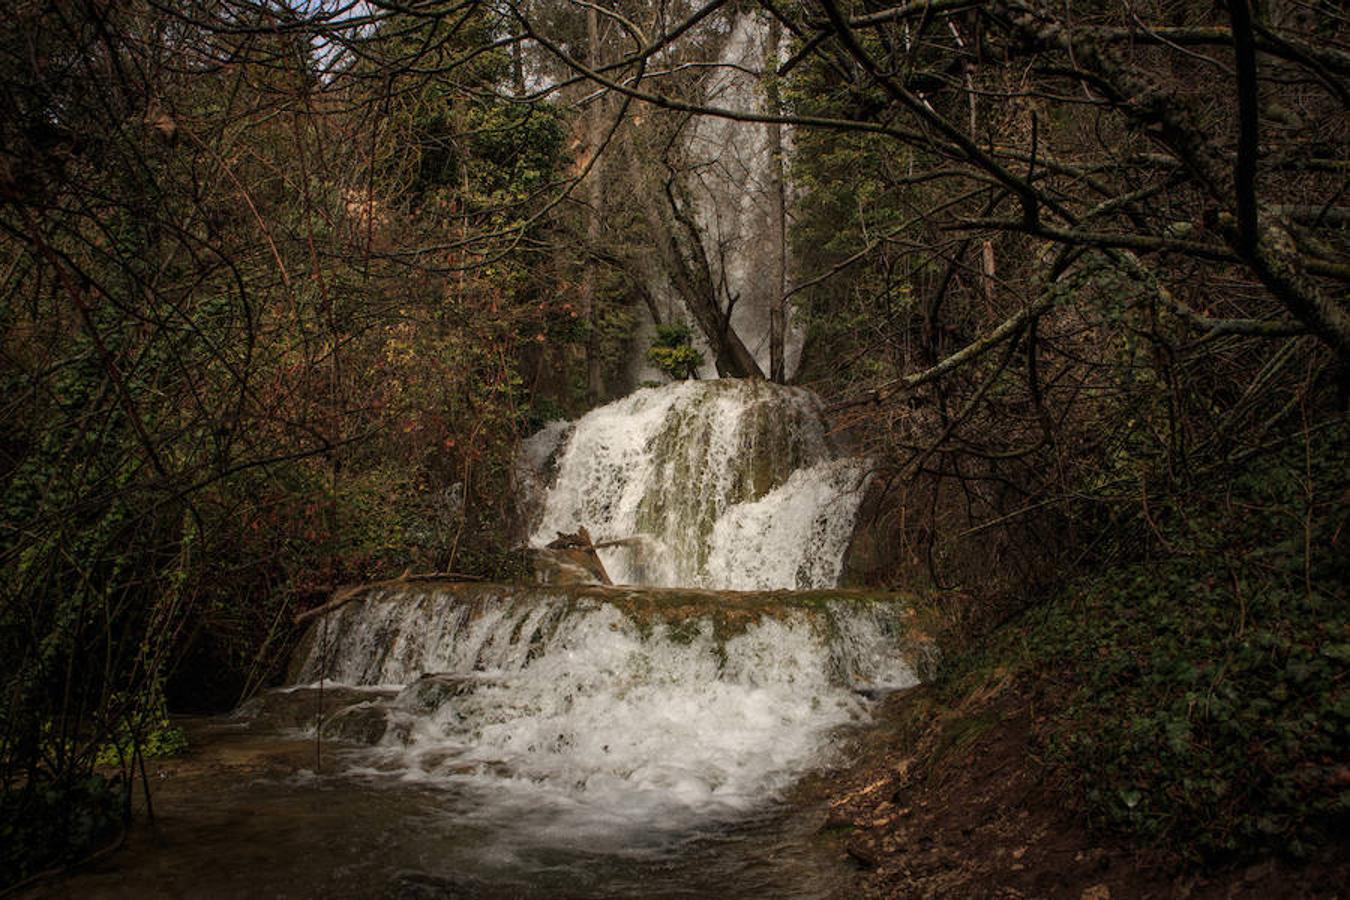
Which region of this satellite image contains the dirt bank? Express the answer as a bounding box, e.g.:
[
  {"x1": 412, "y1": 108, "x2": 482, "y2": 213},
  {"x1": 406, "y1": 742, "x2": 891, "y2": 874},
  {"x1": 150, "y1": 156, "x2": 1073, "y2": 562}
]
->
[{"x1": 822, "y1": 680, "x2": 1348, "y2": 899}]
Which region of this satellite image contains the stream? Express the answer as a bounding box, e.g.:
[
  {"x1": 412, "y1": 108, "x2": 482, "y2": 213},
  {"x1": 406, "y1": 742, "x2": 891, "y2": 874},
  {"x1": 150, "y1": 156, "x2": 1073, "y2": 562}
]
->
[{"x1": 30, "y1": 381, "x2": 929, "y2": 899}]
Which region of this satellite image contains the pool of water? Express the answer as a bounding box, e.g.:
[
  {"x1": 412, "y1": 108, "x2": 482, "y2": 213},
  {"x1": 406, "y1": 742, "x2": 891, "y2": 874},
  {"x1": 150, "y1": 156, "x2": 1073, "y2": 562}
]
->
[{"x1": 23, "y1": 706, "x2": 863, "y2": 899}]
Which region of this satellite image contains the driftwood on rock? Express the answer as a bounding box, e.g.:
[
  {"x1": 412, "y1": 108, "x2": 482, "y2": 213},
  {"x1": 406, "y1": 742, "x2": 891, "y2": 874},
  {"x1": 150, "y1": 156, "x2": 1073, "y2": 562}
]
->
[
  {"x1": 292, "y1": 570, "x2": 486, "y2": 626},
  {"x1": 593, "y1": 536, "x2": 647, "y2": 550},
  {"x1": 545, "y1": 527, "x2": 613, "y2": 585},
  {"x1": 545, "y1": 525, "x2": 595, "y2": 550}
]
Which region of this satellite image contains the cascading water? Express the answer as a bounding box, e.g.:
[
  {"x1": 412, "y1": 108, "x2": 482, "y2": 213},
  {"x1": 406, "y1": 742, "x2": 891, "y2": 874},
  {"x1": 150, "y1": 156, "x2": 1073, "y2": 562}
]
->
[
  {"x1": 287, "y1": 585, "x2": 921, "y2": 843},
  {"x1": 237, "y1": 379, "x2": 917, "y2": 895},
  {"x1": 527, "y1": 379, "x2": 869, "y2": 589}
]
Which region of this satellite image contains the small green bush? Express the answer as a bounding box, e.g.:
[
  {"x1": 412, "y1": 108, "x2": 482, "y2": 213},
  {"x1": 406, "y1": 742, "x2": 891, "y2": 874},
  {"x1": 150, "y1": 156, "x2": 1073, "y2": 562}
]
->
[
  {"x1": 647, "y1": 322, "x2": 704, "y2": 380},
  {"x1": 94, "y1": 699, "x2": 188, "y2": 768}
]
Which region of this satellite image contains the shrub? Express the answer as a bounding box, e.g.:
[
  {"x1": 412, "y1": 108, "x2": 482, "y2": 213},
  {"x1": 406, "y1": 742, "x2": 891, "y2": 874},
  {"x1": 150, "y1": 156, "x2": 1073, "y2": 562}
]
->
[
  {"x1": 647, "y1": 323, "x2": 704, "y2": 380},
  {"x1": 1031, "y1": 426, "x2": 1349, "y2": 861}
]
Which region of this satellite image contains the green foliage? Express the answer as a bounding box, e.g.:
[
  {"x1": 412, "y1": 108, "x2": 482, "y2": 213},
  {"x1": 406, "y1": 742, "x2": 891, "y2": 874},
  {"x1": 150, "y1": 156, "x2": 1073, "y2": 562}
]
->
[
  {"x1": 1021, "y1": 426, "x2": 1349, "y2": 861},
  {"x1": 93, "y1": 696, "x2": 188, "y2": 768},
  {"x1": 462, "y1": 103, "x2": 566, "y2": 203},
  {"x1": 782, "y1": 49, "x2": 919, "y2": 391},
  {"x1": 646, "y1": 322, "x2": 704, "y2": 380}
]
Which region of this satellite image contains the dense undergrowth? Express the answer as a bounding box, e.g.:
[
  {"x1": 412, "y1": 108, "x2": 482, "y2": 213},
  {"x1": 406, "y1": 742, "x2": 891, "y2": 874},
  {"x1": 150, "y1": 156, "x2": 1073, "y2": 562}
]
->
[{"x1": 932, "y1": 422, "x2": 1348, "y2": 865}]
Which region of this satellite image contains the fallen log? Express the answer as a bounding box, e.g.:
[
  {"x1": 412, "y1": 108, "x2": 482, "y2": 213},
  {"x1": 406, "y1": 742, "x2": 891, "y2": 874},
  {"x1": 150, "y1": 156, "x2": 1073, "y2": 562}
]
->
[
  {"x1": 593, "y1": 536, "x2": 648, "y2": 550},
  {"x1": 292, "y1": 571, "x2": 485, "y2": 626}
]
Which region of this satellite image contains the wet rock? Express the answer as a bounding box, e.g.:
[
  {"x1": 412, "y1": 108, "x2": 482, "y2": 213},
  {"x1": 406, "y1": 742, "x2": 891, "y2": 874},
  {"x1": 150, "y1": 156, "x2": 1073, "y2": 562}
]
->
[
  {"x1": 846, "y1": 838, "x2": 882, "y2": 869},
  {"x1": 230, "y1": 687, "x2": 392, "y2": 733},
  {"x1": 394, "y1": 674, "x2": 483, "y2": 714},
  {"x1": 321, "y1": 702, "x2": 391, "y2": 744},
  {"x1": 821, "y1": 807, "x2": 855, "y2": 831},
  {"x1": 838, "y1": 478, "x2": 890, "y2": 588}
]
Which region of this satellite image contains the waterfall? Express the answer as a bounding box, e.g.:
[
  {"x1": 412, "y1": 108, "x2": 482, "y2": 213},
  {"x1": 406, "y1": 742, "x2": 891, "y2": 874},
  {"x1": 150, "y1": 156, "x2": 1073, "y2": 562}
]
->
[
  {"x1": 292, "y1": 585, "x2": 918, "y2": 690},
  {"x1": 262, "y1": 380, "x2": 914, "y2": 868},
  {"x1": 623, "y1": 13, "x2": 803, "y2": 388},
  {"x1": 285, "y1": 584, "x2": 924, "y2": 838},
  {"x1": 527, "y1": 379, "x2": 868, "y2": 589},
  {"x1": 686, "y1": 13, "x2": 803, "y2": 380}
]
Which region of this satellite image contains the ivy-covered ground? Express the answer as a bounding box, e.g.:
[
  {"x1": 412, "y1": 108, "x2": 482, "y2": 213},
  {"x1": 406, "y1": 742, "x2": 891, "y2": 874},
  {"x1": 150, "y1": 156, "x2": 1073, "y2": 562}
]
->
[{"x1": 826, "y1": 424, "x2": 1348, "y2": 896}]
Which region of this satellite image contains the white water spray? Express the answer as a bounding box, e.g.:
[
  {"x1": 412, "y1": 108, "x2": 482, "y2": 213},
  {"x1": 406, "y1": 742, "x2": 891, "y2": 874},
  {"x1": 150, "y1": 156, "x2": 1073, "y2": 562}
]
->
[
  {"x1": 290, "y1": 586, "x2": 921, "y2": 837},
  {"x1": 273, "y1": 379, "x2": 910, "y2": 856},
  {"x1": 527, "y1": 379, "x2": 868, "y2": 589}
]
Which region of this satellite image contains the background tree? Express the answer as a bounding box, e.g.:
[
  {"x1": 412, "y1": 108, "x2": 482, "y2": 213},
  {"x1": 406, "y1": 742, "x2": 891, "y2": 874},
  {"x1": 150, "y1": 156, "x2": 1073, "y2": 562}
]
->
[
  {"x1": 511, "y1": 0, "x2": 1345, "y2": 585},
  {"x1": 0, "y1": 1, "x2": 574, "y2": 884}
]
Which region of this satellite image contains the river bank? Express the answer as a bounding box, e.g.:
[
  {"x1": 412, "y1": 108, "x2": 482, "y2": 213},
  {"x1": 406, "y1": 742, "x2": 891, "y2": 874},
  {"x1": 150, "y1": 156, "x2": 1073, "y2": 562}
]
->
[
  {"x1": 825, "y1": 681, "x2": 1347, "y2": 899},
  {"x1": 825, "y1": 433, "x2": 1348, "y2": 899}
]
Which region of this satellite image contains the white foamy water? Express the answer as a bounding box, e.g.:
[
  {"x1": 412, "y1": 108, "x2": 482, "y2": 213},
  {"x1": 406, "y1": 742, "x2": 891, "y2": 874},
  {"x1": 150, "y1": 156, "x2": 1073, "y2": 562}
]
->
[
  {"x1": 705, "y1": 458, "x2": 870, "y2": 590},
  {"x1": 273, "y1": 378, "x2": 910, "y2": 862},
  {"x1": 288, "y1": 586, "x2": 921, "y2": 839},
  {"x1": 527, "y1": 379, "x2": 867, "y2": 588}
]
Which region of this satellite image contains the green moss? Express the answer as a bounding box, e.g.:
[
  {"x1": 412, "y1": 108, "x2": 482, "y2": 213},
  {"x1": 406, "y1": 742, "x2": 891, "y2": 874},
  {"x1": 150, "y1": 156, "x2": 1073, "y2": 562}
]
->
[
  {"x1": 310, "y1": 582, "x2": 923, "y2": 666},
  {"x1": 665, "y1": 618, "x2": 705, "y2": 645}
]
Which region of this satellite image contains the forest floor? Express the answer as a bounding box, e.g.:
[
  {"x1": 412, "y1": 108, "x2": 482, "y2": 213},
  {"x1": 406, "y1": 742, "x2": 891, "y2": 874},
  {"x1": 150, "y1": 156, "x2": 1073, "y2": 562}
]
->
[
  {"x1": 817, "y1": 430, "x2": 1348, "y2": 899},
  {"x1": 820, "y1": 678, "x2": 1348, "y2": 899}
]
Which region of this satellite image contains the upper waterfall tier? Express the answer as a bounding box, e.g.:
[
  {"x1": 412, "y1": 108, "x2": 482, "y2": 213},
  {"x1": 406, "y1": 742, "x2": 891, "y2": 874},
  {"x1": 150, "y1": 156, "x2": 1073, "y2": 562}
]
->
[{"x1": 525, "y1": 380, "x2": 868, "y2": 590}]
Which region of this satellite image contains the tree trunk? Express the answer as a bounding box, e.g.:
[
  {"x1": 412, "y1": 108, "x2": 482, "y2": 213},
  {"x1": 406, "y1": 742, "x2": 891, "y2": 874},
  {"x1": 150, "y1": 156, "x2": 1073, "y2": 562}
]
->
[{"x1": 649, "y1": 176, "x2": 765, "y2": 379}]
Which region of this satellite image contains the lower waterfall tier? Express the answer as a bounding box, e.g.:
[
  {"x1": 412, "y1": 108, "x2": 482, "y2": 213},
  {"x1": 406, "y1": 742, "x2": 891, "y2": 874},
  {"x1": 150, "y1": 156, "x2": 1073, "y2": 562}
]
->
[{"x1": 265, "y1": 583, "x2": 928, "y2": 839}]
